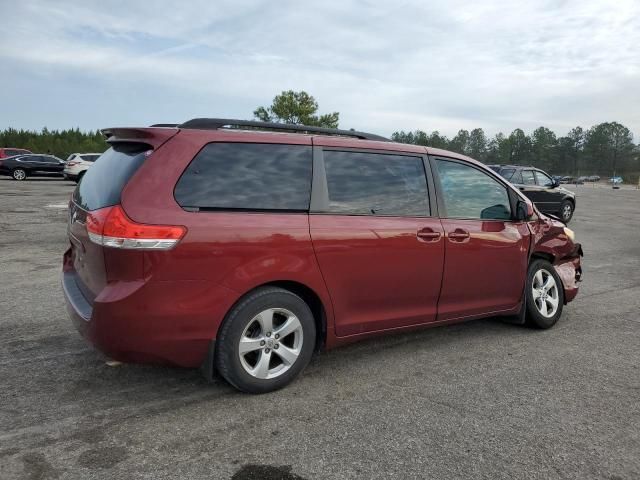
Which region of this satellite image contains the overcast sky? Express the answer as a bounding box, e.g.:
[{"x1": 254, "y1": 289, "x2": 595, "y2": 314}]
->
[{"x1": 1, "y1": 0, "x2": 638, "y2": 139}]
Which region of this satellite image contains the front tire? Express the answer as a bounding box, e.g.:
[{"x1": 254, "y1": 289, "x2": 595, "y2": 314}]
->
[
  {"x1": 559, "y1": 200, "x2": 574, "y2": 223},
  {"x1": 215, "y1": 287, "x2": 316, "y2": 393},
  {"x1": 12, "y1": 168, "x2": 27, "y2": 181},
  {"x1": 526, "y1": 259, "x2": 564, "y2": 329}
]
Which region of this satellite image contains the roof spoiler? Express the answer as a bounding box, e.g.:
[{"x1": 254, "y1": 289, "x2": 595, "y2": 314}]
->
[{"x1": 101, "y1": 127, "x2": 178, "y2": 149}]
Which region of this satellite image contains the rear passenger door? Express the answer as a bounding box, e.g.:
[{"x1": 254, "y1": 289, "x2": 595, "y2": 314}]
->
[
  {"x1": 21, "y1": 156, "x2": 45, "y2": 172},
  {"x1": 432, "y1": 158, "x2": 530, "y2": 321},
  {"x1": 309, "y1": 147, "x2": 445, "y2": 336}
]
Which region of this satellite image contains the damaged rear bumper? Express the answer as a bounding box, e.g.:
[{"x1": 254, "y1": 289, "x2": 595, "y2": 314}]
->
[{"x1": 554, "y1": 243, "x2": 583, "y2": 304}]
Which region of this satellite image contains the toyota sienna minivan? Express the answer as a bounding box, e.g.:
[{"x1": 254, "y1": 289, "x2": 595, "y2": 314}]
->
[{"x1": 62, "y1": 119, "x2": 583, "y2": 393}]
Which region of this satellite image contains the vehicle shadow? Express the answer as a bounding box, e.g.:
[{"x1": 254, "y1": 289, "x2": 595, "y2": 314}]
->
[{"x1": 59, "y1": 314, "x2": 528, "y2": 399}]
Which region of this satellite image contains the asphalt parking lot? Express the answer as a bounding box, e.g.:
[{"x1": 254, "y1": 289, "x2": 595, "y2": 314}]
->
[{"x1": 0, "y1": 178, "x2": 638, "y2": 480}]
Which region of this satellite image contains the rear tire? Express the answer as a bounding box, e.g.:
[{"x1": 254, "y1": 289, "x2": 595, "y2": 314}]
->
[
  {"x1": 526, "y1": 259, "x2": 564, "y2": 329},
  {"x1": 215, "y1": 287, "x2": 316, "y2": 393},
  {"x1": 12, "y1": 168, "x2": 27, "y2": 181},
  {"x1": 559, "y1": 200, "x2": 574, "y2": 223}
]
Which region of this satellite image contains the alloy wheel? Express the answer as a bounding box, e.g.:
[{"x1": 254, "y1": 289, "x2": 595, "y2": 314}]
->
[
  {"x1": 238, "y1": 308, "x2": 304, "y2": 380},
  {"x1": 562, "y1": 203, "x2": 572, "y2": 221},
  {"x1": 13, "y1": 169, "x2": 26, "y2": 180},
  {"x1": 531, "y1": 269, "x2": 559, "y2": 318}
]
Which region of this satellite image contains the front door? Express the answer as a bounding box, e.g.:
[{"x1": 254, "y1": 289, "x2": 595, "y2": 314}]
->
[
  {"x1": 40, "y1": 156, "x2": 58, "y2": 173},
  {"x1": 432, "y1": 158, "x2": 530, "y2": 321},
  {"x1": 533, "y1": 170, "x2": 562, "y2": 212},
  {"x1": 310, "y1": 148, "x2": 445, "y2": 337}
]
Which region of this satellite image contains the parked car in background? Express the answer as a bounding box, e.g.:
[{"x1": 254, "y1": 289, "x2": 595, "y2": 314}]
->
[
  {"x1": 0, "y1": 154, "x2": 65, "y2": 180},
  {"x1": 489, "y1": 165, "x2": 576, "y2": 223},
  {"x1": 63, "y1": 153, "x2": 102, "y2": 182},
  {"x1": 610, "y1": 176, "x2": 623, "y2": 189},
  {"x1": 559, "y1": 176, "x2": 574, "y2": 184},
  {"x1": 63, "y1": 119, "x2": 583, "y2": 393},
  {"x1": 587, "y1": 175, "x2": 601, "y2": 182},
  {"x1": 0, "y1": 147, "x2": 32, "y2": 159}
]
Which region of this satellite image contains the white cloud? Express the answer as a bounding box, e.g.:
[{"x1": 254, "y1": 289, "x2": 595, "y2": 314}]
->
[{"x1": 0, "y1": 0, "x2": 638, "y2": 138}]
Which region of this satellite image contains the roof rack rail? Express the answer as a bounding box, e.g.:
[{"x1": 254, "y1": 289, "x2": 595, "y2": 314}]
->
[{"x1": 176, "y1": 118, "x2": 390, "y2": 142}]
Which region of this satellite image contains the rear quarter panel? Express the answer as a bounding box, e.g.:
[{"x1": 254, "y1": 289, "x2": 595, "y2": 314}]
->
[{"x1": 120, "y1": 130, "x2": 335, "y2": 339}]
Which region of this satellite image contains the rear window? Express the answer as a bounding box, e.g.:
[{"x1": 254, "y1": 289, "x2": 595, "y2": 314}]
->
[
  {"x1": 174, "y1": 143, "x2": 312, "y2": 211},
  {"x1": 73, "y1": 143, "x2": 149, "y2": 211},
  {"x1": 80, "y1": 154, "x2": 101, "y2": 162}
]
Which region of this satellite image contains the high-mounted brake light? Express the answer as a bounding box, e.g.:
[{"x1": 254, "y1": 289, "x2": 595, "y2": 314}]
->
[{"x1": 86, "y1": 205, "x2": 186, "y2": 250}]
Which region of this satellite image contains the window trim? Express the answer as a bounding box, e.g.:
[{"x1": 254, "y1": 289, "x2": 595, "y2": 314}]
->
[
  {"x1": 428, "y1": 156, "x2": 517, "y2": 222},
  {"x1": 310, "y1": 147, "x2": 434, "y2": 218}
]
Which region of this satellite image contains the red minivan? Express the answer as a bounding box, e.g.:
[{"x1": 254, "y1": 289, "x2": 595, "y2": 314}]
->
[{"x1": 62, "y1": 119, "x2": 583, "y2": 393}]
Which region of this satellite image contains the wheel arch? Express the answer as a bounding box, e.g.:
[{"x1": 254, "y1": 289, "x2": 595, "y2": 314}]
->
[
  {"x1": 261, "y1": 280, "x2": 327, "y2": 352},
  {"x1": 530, "y1": 251, "x2": 555, "y2": 264},
  {"x1": 217, "y1": 280, "x2": 327, "y2": 353}
]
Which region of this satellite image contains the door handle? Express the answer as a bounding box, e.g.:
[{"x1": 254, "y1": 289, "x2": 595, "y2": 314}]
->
[
  {"x1": 448, "y1": 229, "x2": 470, "y2": 242},
  {"x1": 417, "y1": 228, "x2": 441, "y2": 242}
]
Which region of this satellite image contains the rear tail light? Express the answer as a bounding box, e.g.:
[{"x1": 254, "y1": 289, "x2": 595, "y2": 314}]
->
[
  {"x1": 86, "y1": 205, "x2": 186, "y2": 250},
  {"x1": 66, "y1": 161, "x2": 79, "y2": 166}
]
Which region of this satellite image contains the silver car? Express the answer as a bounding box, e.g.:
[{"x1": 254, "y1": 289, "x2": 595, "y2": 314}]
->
[{"x1": 63, "y1": 153, "x2": 102, "y2": 182}]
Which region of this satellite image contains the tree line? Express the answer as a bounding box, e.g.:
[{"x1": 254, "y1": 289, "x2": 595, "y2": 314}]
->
[
  {"x1": 2, "y1": 90, "x2": 638, "y2": 181},
  {"x1": 391, "y1": 123, "x2": 639, "y2": 180}
]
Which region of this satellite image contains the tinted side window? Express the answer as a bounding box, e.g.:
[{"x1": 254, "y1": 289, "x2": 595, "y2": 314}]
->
[
  {"x1": 499, "y1": 168, "x2": 516, "y2": 180},
  {"x1": 322, "y1": 151, "x2": 429, "y2": 216},
  {"x1": 511, "y1": 171, "x2": 524, "y2": 184},
  {"x1": 175, "y1": 143, "x2": 312, "y2": 211},
  {"x1": 74, "y1": 143, "x2": 149, "y2": 211},
  {"x1": 435, "y1": 159, "x2": 511, "y2": 220},
  {"x1": 521, "y1": 170, "x2": 536, "y2": 185}
]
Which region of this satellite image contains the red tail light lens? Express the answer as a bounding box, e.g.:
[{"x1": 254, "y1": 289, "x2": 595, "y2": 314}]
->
[{"x1": 86, "y1": 205, "x2": 186, "y2": 250}]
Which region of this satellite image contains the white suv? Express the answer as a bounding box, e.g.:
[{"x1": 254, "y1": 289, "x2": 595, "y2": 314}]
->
[{"x1": 63, "y1": 153, "x2": 102, "y2": 182}]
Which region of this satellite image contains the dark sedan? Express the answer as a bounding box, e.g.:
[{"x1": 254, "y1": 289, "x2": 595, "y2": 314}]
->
[
  {"x1": 489, "y1": 165, "x2": 576, "y2": 223},
  {"x1": 0, "y1": 154, "x2": 65, "y2": 181}
]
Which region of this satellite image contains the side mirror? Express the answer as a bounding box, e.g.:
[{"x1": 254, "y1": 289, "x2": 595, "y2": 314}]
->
[
  {"x1": 515, "y1": 200, "x2": 534, "y2": 221},
  {"x1": 551, "y1": 180, "x2": 560, "y2": 188}
]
